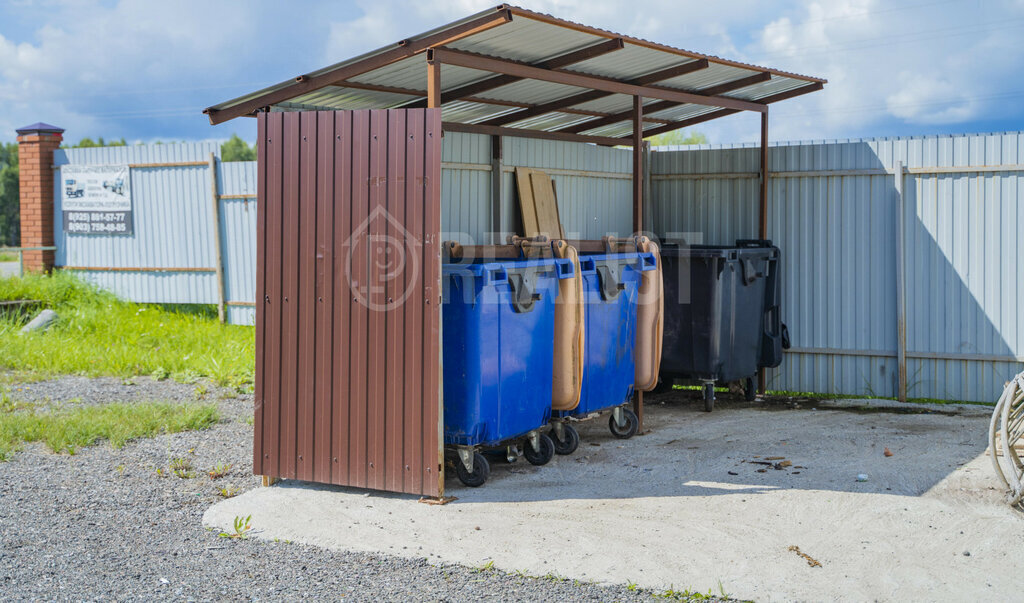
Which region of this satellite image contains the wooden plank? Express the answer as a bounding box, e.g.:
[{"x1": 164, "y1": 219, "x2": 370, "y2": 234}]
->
[
  {"x1": 515, "y1": 167, "x2": 540, "y2": 237},
  {"x1": 529, "y1": 171, "x2": 564, "y2": 239}
]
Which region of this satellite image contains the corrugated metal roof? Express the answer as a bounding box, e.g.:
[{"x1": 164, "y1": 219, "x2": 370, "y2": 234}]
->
[{"x1": 205, "y1": 5, "x2": 825, "y2": 139}]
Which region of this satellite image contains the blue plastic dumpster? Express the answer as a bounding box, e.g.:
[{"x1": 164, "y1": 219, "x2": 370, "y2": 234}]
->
[
  {"x1": 551, "y1": 251, "x2": 656, "y2": 453},
  {"x1": 442, "y1": 256, "x2": 574, "y2": 487}
]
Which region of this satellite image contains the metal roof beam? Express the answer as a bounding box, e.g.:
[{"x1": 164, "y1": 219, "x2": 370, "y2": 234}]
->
[
  {"x1": 404, "y1": 38, "x2": 624, "y2": 109},
  {"x1": 203, "y1": 8, "x2": 512, "y2": 124},
  {"x1": 627, "y1": 82, "x2": 824, "y2": 139},
  {"x1": 429, "y1": 47, "x2": 765, "y2": 113},
  {"x1": 560, "y1": 72, "x2": 771, "y2": 134},
  {"x1": 442, "y1": 121, "x2": 622, "y2": 147},
  {"x1": 480, "y1": 58, "x2": 710, "y2": 127},
  {"x1": 321, "y1": 80, "x2": 672, "y2": 122}
]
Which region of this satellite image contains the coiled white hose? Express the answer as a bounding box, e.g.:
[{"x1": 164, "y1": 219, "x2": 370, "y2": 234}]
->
[{"x1": 989, "y1": 371, "x2": 1024, "y2": 508}]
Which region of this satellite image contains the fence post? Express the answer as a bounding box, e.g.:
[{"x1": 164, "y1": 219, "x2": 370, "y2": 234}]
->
[
  {"x1": 895, "y1": 160, "x2": 907, "y2": 402},
  {"x1": 208, "y1": 153, "x2": 226, "y2": 323},
  {"x1": 490, "y1": 135, "x2": 502, "y2": 243},
  {"x1": 16, "y1": 122, "x2": 63, "y2": 273},
  {"x1": 642, "y1": 140, "x2": 652, "y2": 234}
]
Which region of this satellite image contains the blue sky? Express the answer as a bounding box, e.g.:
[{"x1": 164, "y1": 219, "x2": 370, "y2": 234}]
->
[{"x1": 1, "y1": 0, "x2": 1022, "y2": 146}]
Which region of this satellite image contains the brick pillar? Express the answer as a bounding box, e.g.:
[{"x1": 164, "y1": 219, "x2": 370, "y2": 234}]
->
[{"x1": 16, "y1": 122, "x2": 63, "y2": 273}]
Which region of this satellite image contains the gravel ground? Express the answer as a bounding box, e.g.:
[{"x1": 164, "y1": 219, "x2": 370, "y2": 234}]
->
[{"x1": 0, "y1": 376, "x2": 669, "y2": 601}]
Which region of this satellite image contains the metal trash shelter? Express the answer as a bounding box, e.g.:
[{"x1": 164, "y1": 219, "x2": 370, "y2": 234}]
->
[{"x1": 204, "y1": 4, "x2": 825, "y2": 497}]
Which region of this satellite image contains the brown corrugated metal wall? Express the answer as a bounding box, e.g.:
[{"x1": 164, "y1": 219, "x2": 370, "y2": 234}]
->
[{"x1": 255, "y1": 109, "x2": 443, "y2": 497}]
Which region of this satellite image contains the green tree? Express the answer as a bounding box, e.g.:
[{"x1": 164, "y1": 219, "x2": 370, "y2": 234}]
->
[
  {"x1": 220, "y1": 134, "x2": 256, "y2": 162},
  {"x1": 0, "y1": 143, "x2": 19, "y2": 246},
  {"x1": 66, "y1": 137, "x2": 127, "y2": 148},
  {"x1": 645, "y1": 130, "x2": 708, "y2": 146}
]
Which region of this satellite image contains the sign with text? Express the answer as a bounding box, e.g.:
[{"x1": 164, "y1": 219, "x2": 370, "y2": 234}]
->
[{"x1": 61, "y1": 165, "x2": 133, "y2": 235}]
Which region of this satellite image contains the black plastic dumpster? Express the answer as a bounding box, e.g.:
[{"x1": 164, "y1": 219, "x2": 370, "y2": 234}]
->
[{"x1": 659, "y1": 239, "x2": 786, "y2": 411}]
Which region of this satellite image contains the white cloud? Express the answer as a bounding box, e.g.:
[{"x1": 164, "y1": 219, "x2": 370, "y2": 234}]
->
[
  {"x1": 1, "y1": 0, "x2": 1021, "y2": 144},
  {"x1": 728, "y1": 0, "x2": 1024, "y2": 142}
]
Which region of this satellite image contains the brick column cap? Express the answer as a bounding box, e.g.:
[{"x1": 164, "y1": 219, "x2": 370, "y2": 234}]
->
[{"x1": 16, "y1": 122, "x2": 64, "y2": 136}]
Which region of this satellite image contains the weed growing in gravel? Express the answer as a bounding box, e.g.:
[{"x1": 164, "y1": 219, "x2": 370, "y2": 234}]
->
[
  {"x1": 0, "y1": 402, "x2": 218, "y2": 460},
  {"x1": 207, "y1": 462, "x2": 233, "y2": 479},
  {"x1": 473, "y1": 560, "x2": 495, "y2": 573},
  {"x1": 169, "y1": 457, "x2": 196, "y2": 479},
  {"x1": 0, "y1": 272, "x2": 253, "y2": 387},
  {"x1": 193, "y1": 384, "x2": 209, "y2": 400},
  {"x1": 652, "y1": 580, "x2": 732, "y2": 601},
  {"x1": 219, "y1": 515, "x2": 252, "y2": 539},
  {"x1": 218, "y1": 484, "x2": 241, "y2": 498}
]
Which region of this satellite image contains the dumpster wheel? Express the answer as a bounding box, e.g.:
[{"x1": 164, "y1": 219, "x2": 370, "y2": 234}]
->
[
  {"x1": 744, "y1": 376, "x2": 757, "y2": 402},
  {"x1": 524, "y1": 433, "x2": 555, "y2": 466},
  {"x1": 455, "y1": 451, "x2": 490, "y2": 488},
  {"x1": 609, "y1": 407, "x2": 639, "y2": 439},
  {"x1": 552, "y1": 423, "x2": 580, "y2": 455},
  {"x1": 702, "y1": 381, "x2": 716, "y2": 412}
]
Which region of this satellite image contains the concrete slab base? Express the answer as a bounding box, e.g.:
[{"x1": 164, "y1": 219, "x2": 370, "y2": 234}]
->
[{"x1": 204, "y1": 397, "x2": 1022, "y2": 602}]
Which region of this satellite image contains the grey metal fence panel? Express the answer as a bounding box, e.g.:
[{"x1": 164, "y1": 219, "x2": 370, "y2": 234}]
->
[
  {"x1": 51, "y1": 135, "x2": 635, "y2": 325},
  {"x1": 439, "y1": 132, "x2": 633, "y2": 244},
  {"x1": 441, "y1": 132, "x2": 491, "y2": 244},
  {"x1": 53, "y1": 143, "x2": 221, "y2": 306},
  {"x1": 651, "y1": 131, "x2": 1024, "y2": 403},
  {"x1": 218, "y1": 161, "x2": 258, "y2": 326}
]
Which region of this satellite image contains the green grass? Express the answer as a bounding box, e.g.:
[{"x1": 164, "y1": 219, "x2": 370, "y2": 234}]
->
[
  {"x1": 0, "y1": 251, "x2": 19, "y2": 263},
  {"x1": 763, "y1": 389, "x2": 994, "y2": 407},
  {"x1": 0, "y1": 400, "x2": 219, "y2": 460},
  {"x1": 0, "y1": 272, "x2": 254, "y2": 387},
  {"x1": 668, "y1": 383, "x2": 993, "y2": 407}
]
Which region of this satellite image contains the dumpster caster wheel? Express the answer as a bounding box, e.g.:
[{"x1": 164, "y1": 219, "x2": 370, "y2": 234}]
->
[
  {"x1": 609, "y1": 408, "x2": 639, "y2": 439},
  {"x1": 702, "y1": 382, "x2": 715, "y2": 412},
  {"x1": 744, "y1": 376, "x2": 757, "y2": 402},
  {"x1": 524, "y1": 434, "x2": 555, "y2": 466},
  {"x1": 455, "y1": 452, "x2": 490, "y2": 487},
  {"x1": 552, "y1": 424, "x2": 579, "y2": 455}
]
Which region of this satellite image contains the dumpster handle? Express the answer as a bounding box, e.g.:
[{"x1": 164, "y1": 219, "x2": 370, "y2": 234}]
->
[
  {"x1": 488, "y1": 267, "x2": 508, "y2": 285},
  {"x1": 554, "y1": 258, "x2": 575, "y2": 280},
  {"x1": 637, "y1": 253, "x2": 657, "y2": 271},
  {"x1": 579, "y1": 257, "x2": 597, "y2": 273}
]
